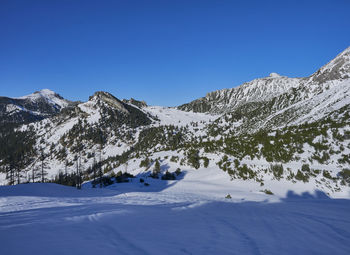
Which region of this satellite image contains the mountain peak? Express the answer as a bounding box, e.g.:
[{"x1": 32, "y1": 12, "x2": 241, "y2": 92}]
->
[
  {"x1": 19, "y1": 88, "x2": 58, "y2": 99},
  {"x1": 17, "y1": 89, "x2": 69, "y2": 109},
  {"x1": 0, "y1": 89, "x2": 71, "y2": 124},
  {"x1": 269, "y1": 72, "x2": 282, "y2": 78},
  {"x1": 35, "y1": 88, "x2": 56, "y2": 95},
  {"x1": 89, "y1": 91, "x2": 114, "y2": 100},
  {"x1": 89, "y1": 91, "x2": 129, "y2": 114}
]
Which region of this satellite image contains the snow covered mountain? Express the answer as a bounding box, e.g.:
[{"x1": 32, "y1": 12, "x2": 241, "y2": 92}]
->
[
  {"x1": 178, "y1": 73, "x2": 302, "y2": 114},
  {"x1": 0, "y1": 47, "x2": 349, "y2": 199},
  {"x1": 0, "y1": 89, "x2": 73, "y2": 124},
  {"x1": 178, "y1": 47, "x2": 350, "y2": 131}
]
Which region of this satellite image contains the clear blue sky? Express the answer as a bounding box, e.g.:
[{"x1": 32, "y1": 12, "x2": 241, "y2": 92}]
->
[{"x1": 1, "y1": 0, "x2": 349, "y2": 106}]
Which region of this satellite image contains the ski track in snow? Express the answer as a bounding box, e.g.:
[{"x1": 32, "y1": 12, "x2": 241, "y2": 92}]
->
[{"x1": 0, "y1": 181, "x2": 350, "y2": 255}]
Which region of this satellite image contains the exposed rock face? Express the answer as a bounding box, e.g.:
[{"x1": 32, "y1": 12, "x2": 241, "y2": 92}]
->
[
  {"x1": 89, "y1": 91, "x2": 129, "y2": 114},
  {"x1": 178, "y1": 75, "x2": 301, "y2": 114},
  {"x1": 311, "y1": 47, "x2": 350, "y2": 84},
  {"x1": 123, "y1": 98, "x2": 148, "y2": 109},
  {"x1": 87, "y1": 91, "x2": 153, "y2": 128}
]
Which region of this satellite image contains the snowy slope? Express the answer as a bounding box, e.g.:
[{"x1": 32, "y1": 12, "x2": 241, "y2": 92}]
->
[
  {"x1": 145, "y1": 106, "x2": 216, "y2": 126},
  {"x1": 1, "y1": 181, "x2": 350, "y2": 255},
  {"x1": 11, "y1": 104, "x2": 219, "y2": 184}
]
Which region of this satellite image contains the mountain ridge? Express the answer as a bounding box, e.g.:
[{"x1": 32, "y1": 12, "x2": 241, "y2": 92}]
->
[
  {"x1": 0, "y1": 47, "x2": 349, "y2": 198},
  {"x1": 178, "y1": 47, "x2": 350, "y2": 116}
]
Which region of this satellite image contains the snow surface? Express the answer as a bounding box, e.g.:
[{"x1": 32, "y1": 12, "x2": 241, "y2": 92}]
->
[
  {"x1": 145, "y1": 106, "x2": 218, "y2": 127},
  {"x1": 78, "y1": 100, "x2": 102, "y2": 124},
  {"x1": 1, "y1": 176, "x2": 350, "y2": 255}
]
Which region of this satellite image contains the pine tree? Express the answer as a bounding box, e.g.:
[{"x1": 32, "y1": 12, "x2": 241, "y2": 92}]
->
[
  {"x1": 75, "y1": 153, "x2": 82, "y2": 189},
  {"x1": 65, "y1": 160, "x2": 68, "y2": 183},
  {"x1": 187, "y1": 149, "x2": 200, "y2": 169},
  {"x1": 153, "y1": 160, "x2": 161, "y2": 177},
  {"x1": 99, "y1": 144, "x2": 103, "y2": 188},
  {"x1": 32, "y1": 166, "x2": 35, "y2": 183},
  {"x1": 7, "y1": 164, "x2": 15, "y2": 185},
  {"x1": 76, "y1": 159, "x2": 80, "y2": 189},
  {"x1": 16, "y1": 168, "x2": 20, "y2": 185},
  {"x1": 99, "y1": 164, "x2": 103, "y2": 188},
  {"x1": 92, "y1": 156, "x2": 97, "y2": 188},
  {"x1": 40, "y1": 149, "x2": 47, "y2": 182}
]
